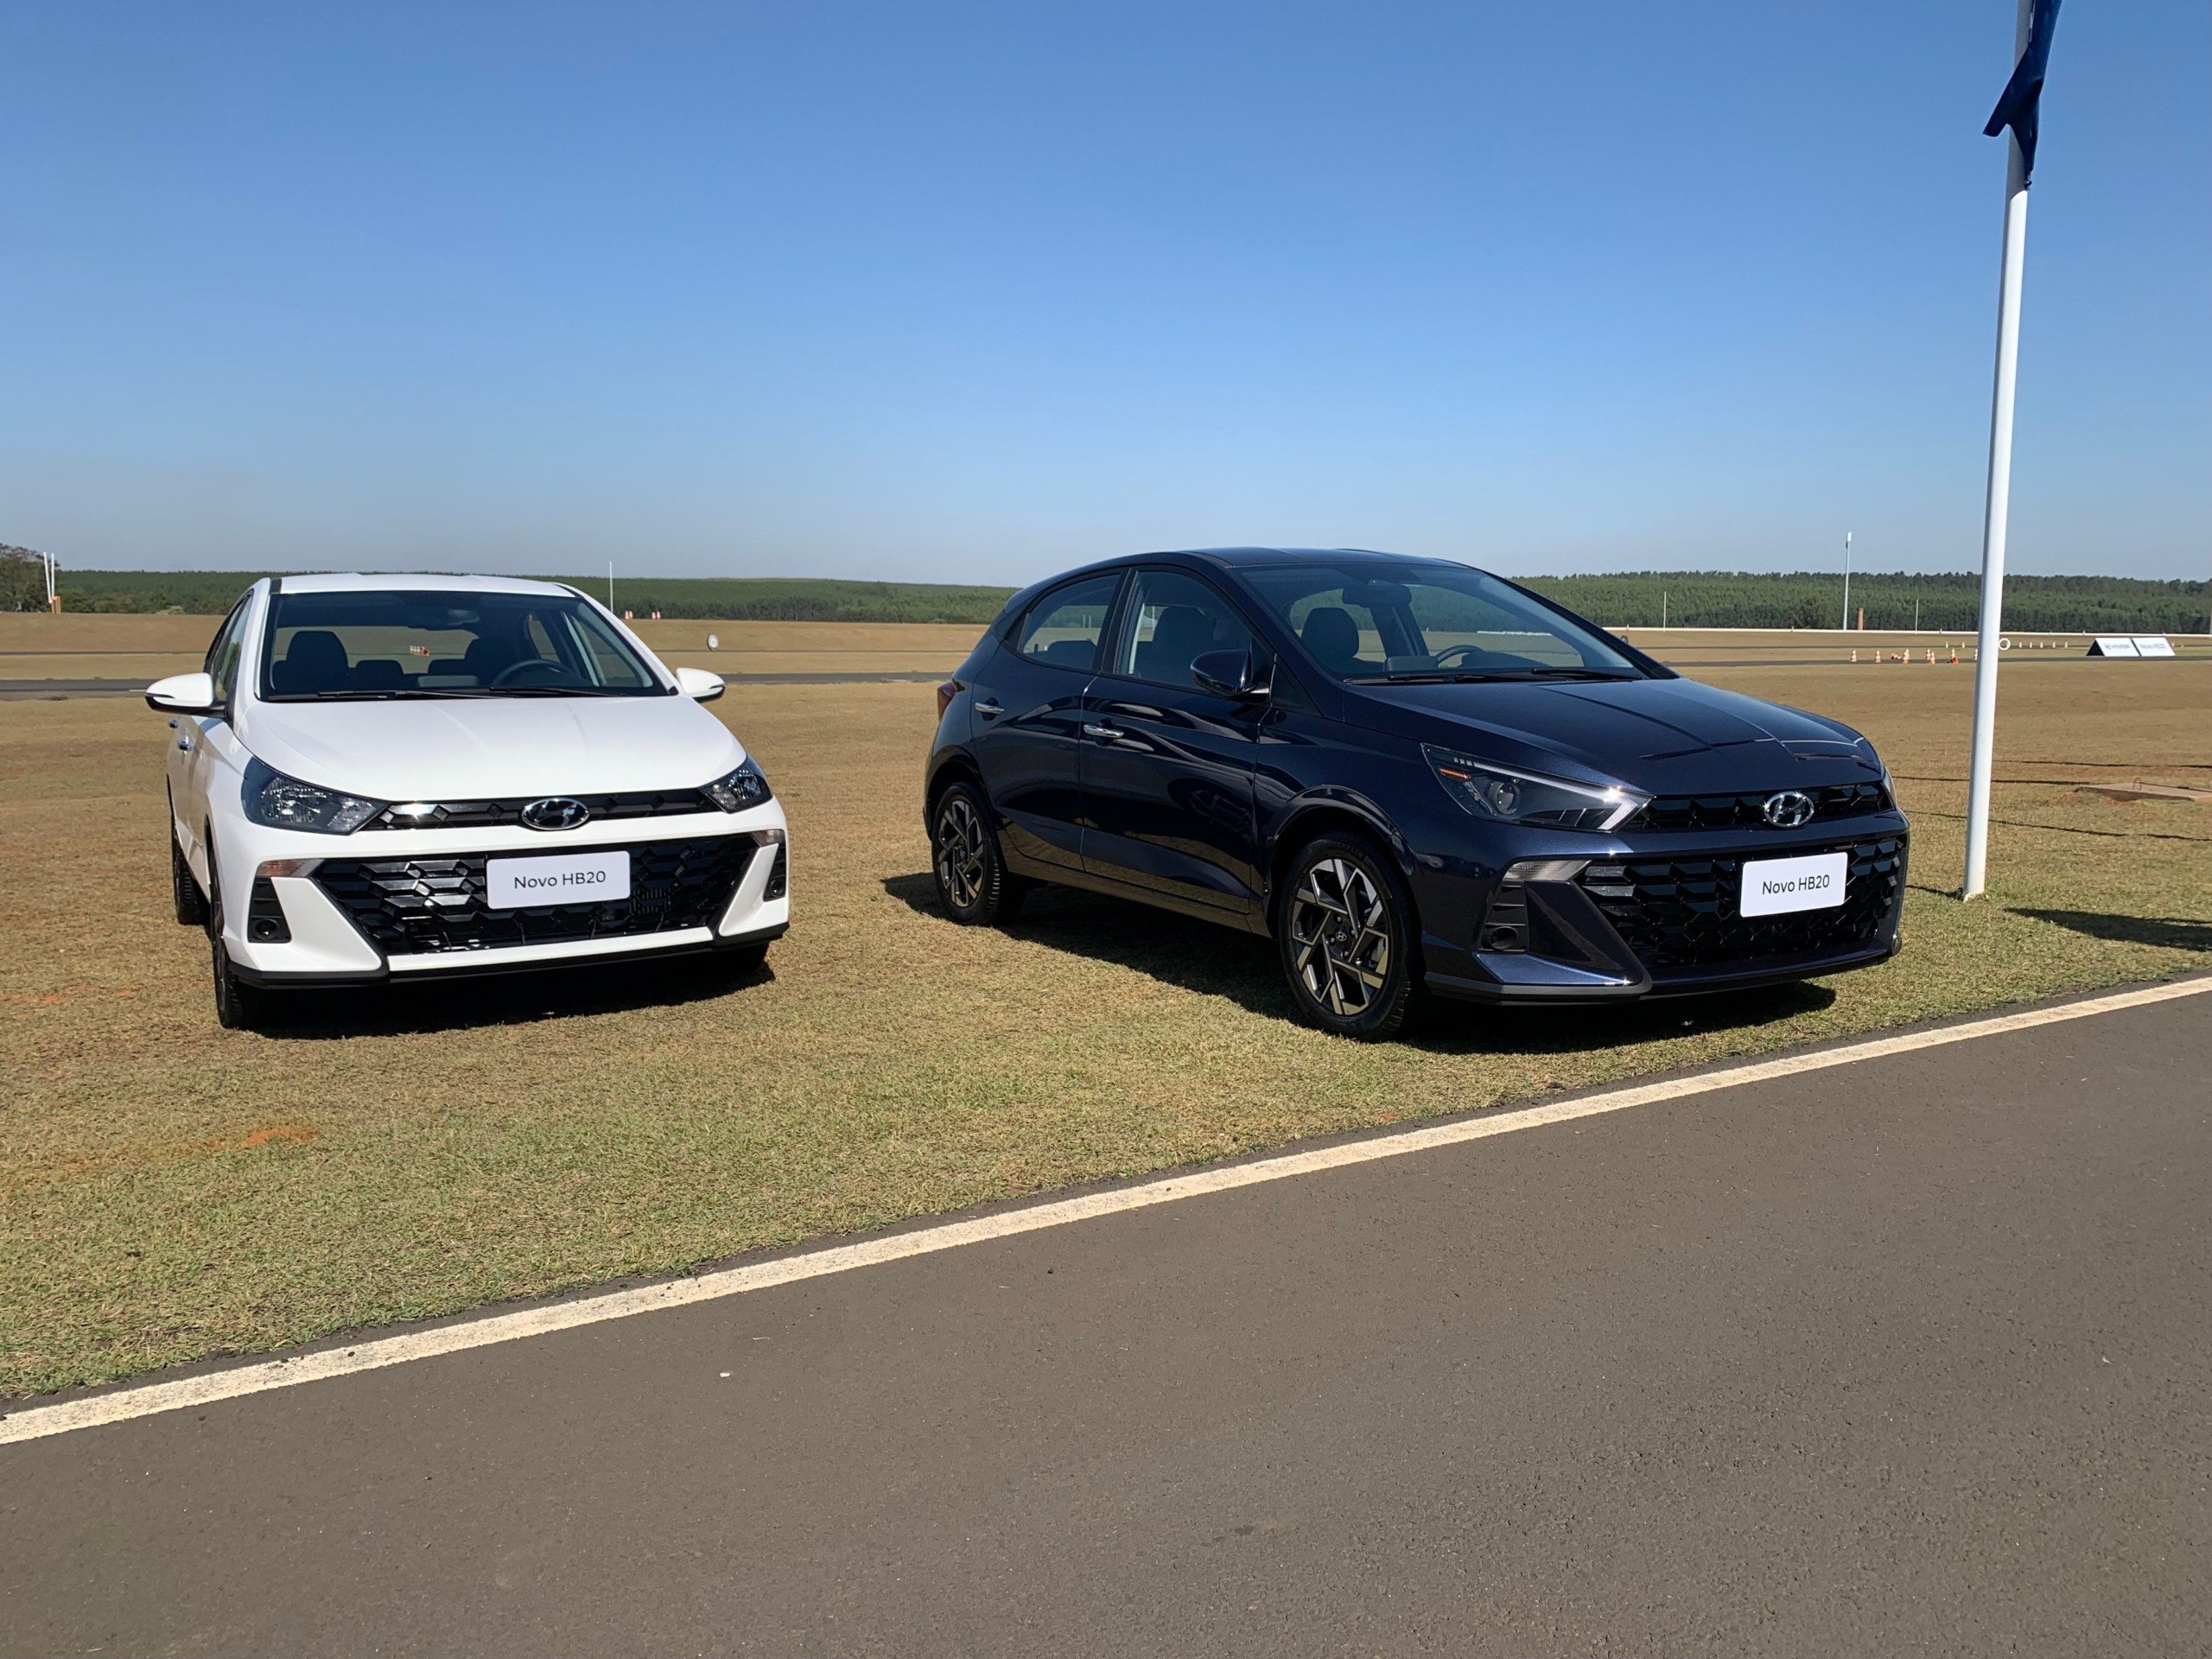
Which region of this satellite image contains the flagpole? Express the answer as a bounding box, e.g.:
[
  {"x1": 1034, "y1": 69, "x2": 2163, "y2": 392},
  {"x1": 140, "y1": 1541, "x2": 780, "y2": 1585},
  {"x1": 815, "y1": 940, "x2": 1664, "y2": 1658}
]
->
[{"x1": 1961, "y1": 0, "x2": 2037, "y2": 900}]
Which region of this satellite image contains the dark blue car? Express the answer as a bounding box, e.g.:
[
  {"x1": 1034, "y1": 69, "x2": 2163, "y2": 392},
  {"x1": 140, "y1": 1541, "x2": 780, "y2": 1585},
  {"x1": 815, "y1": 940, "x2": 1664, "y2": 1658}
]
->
[{"x1": 925, "y1": 549, "x2": 1906, "y2": 1039}]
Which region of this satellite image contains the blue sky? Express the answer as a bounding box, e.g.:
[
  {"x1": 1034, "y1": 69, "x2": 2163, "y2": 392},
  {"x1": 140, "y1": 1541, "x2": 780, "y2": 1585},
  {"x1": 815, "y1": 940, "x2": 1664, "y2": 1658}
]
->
[{"x1": 3, "y1": 1, "x2": 2204, "y2": 585}]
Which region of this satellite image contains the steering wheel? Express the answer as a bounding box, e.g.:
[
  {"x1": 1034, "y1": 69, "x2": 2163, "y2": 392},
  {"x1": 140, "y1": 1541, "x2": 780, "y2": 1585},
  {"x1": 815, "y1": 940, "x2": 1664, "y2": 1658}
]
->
[
  {"x1": 491, "y1": 658, "x2": 575, "y2": 687},
  {"x1": 1429, "y1": 643, "x2": 1497, "y2": 668}
]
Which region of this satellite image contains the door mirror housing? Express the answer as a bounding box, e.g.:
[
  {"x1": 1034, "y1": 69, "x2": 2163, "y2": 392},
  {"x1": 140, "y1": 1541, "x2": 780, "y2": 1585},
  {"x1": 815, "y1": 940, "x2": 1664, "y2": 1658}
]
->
[
  {"x1": 145, "y1": 671, "x2": 220, "y2": 715},
  {"x1": 675, "y1": 666, "x2": 725, "y2": 702},
  {"x1": 1191, "y1": 650, "x2": 1270, "y2": 701}
]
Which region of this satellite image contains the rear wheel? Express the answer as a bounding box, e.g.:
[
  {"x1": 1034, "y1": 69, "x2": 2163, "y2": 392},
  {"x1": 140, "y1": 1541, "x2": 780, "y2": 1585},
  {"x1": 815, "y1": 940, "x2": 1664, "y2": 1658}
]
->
[
  {"x1": 1276, "y1": 834, "x2": 1421, "y2": 1041},
  {"x1": 169, "y1": 813, "x2": 207, "y2": 927},
  {"x1": 931, "y1": 781, "x2": 1025, "y2": 925}
]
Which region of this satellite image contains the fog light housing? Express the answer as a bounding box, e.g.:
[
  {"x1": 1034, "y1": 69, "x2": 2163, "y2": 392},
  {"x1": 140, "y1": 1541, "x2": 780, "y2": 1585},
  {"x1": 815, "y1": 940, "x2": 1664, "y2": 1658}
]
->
[
  {"x1": 1479, "y1": 859, "x2": 1590, "y2": 954},
  {"x1": 245, "y1": 875, "x2": 292, "y2": 944}
]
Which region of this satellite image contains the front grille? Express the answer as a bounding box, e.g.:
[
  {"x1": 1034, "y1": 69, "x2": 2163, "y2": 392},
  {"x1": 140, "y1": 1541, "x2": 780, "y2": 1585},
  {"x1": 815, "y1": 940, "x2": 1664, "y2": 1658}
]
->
[
  {"x1": 1622, "y1": 782, "x2": 1891, "y2": 833},
  {"x1": 315, "y1": 836, "x2": 757, "y2": 955},
  {"x1": 360, "y1": 789, "x2": 715, "y2": 831},
  {"x1": 1580, "y1": 836, "x2": 1904, "y2": 975}
]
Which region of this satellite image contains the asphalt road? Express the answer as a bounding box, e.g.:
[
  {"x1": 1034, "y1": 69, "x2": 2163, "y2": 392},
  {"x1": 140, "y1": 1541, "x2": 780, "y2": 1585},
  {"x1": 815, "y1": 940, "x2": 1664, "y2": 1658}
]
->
[{"x1": 4, "y1": 990, "x2": 2207, "y2": 1656}]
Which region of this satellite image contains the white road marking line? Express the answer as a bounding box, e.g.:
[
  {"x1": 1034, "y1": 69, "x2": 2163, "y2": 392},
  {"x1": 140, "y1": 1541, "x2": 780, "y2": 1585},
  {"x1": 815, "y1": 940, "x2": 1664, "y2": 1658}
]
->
[{"x1": 6, "y1": 975, "x2": 2208, "y2": 1446}]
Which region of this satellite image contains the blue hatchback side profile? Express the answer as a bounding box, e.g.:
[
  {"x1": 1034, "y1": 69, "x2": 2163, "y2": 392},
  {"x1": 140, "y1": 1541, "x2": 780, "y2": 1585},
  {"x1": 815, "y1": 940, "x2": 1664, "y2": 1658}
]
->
[{"x1": 925, "y1": 549, "x2": 1908, "y2": 1040}]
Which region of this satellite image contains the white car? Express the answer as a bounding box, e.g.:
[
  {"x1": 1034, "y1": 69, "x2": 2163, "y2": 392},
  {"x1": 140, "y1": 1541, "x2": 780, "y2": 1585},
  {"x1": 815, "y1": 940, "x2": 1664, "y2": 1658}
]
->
[{"x1": 145, "y1": 574, "x2": 789, "y2": 1028}]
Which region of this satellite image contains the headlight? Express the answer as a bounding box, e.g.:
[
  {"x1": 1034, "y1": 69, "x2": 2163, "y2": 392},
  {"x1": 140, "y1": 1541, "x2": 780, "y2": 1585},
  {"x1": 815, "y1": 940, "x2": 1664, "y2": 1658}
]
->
[
  {"x1": 703, "y1": 757, "x2": 772, "y2": 812},
  {"x1": 1423, "y1": 746, "x2": 1648, "y2": 832},
  {"x1": 242, "y1": 757, "x2": 383, "y2": 835}
]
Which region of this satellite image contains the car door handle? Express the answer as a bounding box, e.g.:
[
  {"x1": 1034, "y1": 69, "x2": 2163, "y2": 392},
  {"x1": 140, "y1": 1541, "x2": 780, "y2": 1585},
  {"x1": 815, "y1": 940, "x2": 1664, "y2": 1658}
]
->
[
  {"x1": 974, "y1": 699, "x2": 1004, "y2": 720},
  {"x1": 1083, "y1": 722, "x2": 1123, "y2": 741}
]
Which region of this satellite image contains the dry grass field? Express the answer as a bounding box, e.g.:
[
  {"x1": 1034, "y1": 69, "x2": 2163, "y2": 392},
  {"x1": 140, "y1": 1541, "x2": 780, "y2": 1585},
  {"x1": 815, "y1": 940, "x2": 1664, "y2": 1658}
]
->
[{"x1": 3, "y1": 624, "x2": 2207, "y2": 1397}]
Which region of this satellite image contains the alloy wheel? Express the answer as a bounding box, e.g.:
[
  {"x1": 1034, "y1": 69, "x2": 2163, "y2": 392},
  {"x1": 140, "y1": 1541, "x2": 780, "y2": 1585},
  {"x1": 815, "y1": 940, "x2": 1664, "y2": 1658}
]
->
[
  {"x1": 935, "y1": 795, "x2": 989, "y2": 911},
  {"x1": 1287, "y1": 856, "x2": 1393, "y2": 1016}
]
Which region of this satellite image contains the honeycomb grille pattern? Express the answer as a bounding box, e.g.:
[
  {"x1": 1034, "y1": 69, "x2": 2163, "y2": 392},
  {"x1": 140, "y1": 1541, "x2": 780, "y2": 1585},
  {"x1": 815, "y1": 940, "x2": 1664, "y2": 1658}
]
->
[
  {"x1": 361, "y1": 789, "x2": 714, "y2": 830},
  {"x1": 315, "y1": 837, "x2": 755, "y2": 955},
  {"x1": 1580, "y1": 836, "x2": 1904, "y2": 974},
  {"x1": 1622, "y1": 782, "x2": 1891, "y2": 833}
]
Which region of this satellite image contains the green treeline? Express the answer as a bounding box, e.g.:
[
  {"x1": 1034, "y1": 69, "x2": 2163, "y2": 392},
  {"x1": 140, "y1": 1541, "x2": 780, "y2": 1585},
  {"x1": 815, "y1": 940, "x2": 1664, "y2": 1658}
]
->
[{"x1": 22, "y1": 561, "x2": 2212, "y2": 634}]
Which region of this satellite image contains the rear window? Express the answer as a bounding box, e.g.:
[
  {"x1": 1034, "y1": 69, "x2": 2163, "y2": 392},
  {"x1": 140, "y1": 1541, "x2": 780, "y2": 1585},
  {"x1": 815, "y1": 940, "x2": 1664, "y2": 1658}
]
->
[
  {"x1": 1011, "y1": 574, "x2": 1122, "y2": 674},
  {"x1": 259, "y1": 590, "x2": 664, "y2": 700}
]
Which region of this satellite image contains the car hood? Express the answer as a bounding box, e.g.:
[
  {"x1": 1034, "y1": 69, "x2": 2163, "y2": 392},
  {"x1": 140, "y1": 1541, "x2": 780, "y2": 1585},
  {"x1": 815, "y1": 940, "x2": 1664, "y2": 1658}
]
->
[
  {"x1": 1344, "y1": 676, "x2": 1880, "y2": 795},
  {"x1": 238, "y1": 695, "x2": 745, "y2": 801}
]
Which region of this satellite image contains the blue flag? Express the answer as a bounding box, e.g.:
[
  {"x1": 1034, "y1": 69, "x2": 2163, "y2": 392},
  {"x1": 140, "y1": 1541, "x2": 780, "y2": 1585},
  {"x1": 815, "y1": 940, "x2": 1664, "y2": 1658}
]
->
[{"x1": 1985, "y1": 0, "x2": 2063, "y2": 182}]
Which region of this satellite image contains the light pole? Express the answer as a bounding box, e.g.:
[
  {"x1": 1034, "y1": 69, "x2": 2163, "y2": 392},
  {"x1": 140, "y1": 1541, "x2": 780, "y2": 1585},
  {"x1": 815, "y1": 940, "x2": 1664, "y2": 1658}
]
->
[{"x1": 1841, "y1": 531, "x2": 1853, "y2": 630}]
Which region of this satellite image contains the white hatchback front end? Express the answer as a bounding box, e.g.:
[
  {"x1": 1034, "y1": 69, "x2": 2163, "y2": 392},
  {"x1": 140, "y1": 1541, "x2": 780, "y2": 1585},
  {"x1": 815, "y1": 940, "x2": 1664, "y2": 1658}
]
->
[{"x1": 147, "y1": 574, "x2": 788, "y2": 1027}]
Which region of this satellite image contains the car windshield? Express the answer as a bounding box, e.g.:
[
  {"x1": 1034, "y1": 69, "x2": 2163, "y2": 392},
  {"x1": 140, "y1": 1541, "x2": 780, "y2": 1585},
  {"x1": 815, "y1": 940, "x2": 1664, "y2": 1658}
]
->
[
  {"x1": 1240, "y1": 562, "x2": 1646, "y2": 683},
  {"x1": 258, "y1": 589, "x2": 665, "y2": 700}
]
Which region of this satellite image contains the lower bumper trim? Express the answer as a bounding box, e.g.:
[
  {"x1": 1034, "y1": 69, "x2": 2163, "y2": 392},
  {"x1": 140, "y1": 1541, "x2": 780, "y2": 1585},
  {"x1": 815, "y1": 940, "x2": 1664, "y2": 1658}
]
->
[
  {"x1": 1427, "y1": 937, "x2": 1899, "y2": 1006},
  {"x1": 227, "y1": 923, "x2": 788, "y2": 988}
]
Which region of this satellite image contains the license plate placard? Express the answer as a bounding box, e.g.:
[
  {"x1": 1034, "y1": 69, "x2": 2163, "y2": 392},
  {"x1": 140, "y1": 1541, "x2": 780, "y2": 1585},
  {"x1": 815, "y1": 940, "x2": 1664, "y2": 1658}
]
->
[
  {"x1": 486, "y1": 850, "x2": 630, "y2": 909},
  {"x1": 1740, "y1": 850, "x2": 1847, "y2": 918}
]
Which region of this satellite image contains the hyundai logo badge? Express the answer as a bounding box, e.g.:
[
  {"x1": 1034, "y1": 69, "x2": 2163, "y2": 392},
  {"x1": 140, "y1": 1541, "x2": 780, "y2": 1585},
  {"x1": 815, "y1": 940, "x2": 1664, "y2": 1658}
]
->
[
  {"x1": 521, "y1": 797, "x2": 591, "y2": 831},
  {"x1": 1761, "y1": 790, "x2": 1815, "y2": 829}
]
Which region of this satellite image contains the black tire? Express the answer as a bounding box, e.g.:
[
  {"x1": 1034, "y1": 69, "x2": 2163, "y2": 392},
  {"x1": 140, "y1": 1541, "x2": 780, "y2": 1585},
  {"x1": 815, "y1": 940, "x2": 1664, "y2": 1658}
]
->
[
  {"x1": 930, "y1": 780, "x2": 1026, "y2": 926},
  {"x1": 170, "y1": 818, "x2": 208, "y2": 927},
  {"x1": 209, "y1": 914, "x2": 275, "y2": 1032},
  {"x1": 718, "y1": 940, "x2": 771, "y2": 978},
  {"x1": 1275, "y1": 832, "x2": 1421, "y2": 1041},
  {"x1": 202, "y1": 829, "x2": 276, "y2": 1031}
]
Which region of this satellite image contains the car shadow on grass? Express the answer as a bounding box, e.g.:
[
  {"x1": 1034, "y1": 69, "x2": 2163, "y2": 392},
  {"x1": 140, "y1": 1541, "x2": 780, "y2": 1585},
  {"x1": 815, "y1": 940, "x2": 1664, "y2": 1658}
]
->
[
  {"x1": 2012, "y1": 909, "x2": 2212, "y2": 953},
  {"x1": 881, "y1": 872, "x2": 1835, "y2": 1058},
  {"x1": 258, "y1": 950, "x2": 775, "y2": 1040}
]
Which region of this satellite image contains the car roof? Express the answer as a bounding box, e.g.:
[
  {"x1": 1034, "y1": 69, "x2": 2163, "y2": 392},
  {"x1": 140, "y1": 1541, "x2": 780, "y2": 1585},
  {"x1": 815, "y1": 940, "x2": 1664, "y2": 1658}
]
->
[
  {"x1": 271, "y1": 572, "x2": 582, "y2": 598},
  {"x1": 1164, "y1": 547, "x2": 1481, "y2": 571}
]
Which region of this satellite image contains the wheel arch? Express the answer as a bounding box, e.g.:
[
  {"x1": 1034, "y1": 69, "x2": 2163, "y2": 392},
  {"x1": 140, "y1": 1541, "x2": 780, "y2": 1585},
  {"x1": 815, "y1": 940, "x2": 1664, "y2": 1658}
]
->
[
  {"x1": 1262, "y1": 792, "x2": 1419, "y2": 935},
  {"x1": 924, "y1": 748, "x2": 987, "y2": 817}
]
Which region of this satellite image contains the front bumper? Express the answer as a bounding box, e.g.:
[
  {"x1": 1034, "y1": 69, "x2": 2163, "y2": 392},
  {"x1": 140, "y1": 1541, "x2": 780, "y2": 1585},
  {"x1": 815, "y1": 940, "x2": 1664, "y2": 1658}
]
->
[
  {"x1": 216, "y1": 806, "x2": 790, "y2": 984},
  {"x1": 1414, "y1": 820, "x2": 1909, "y2": 1005}
]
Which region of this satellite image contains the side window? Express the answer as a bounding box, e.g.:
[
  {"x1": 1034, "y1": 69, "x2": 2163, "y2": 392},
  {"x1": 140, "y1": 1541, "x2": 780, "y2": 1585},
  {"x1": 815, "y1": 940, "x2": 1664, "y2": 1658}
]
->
[
  {"x1": 1012, "y1": 574, "x2": 1122, "y2": 674},
  {"x1": 204, "y1": 600, "x2": 250, "y2": 702},
  {"x1": 560, "y1": 612, "x2": 655, "y2": 689},
  {"x1": 1113, "y1": 569, "x2": 1259, "y2": 691}
]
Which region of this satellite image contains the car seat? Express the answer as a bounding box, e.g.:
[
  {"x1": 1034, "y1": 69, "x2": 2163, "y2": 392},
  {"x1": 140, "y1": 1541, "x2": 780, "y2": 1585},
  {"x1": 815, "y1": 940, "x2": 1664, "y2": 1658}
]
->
[
  {"x1": 270, "y1": 630, "x2": 352, "y2": 696},
  {"x1": 1137, "y1": 605, "x2": 1221, "y2": 685},
  {"x1": 1300, "y1": 607, "x2": 1363, "y2": 676}
]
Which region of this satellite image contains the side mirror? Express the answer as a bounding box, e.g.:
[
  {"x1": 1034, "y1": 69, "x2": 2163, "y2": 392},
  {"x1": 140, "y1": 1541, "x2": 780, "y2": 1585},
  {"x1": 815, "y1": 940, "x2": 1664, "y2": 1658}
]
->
[
  {"x1": 145, "y1": 671, "x2": 219, "y2": 715},
  {"x1": 675, "y1": 665, "x2": 726, "y2": 702},
  {"x1": 1191, "y1": 650, "x2": 1270, "y2": 701}
]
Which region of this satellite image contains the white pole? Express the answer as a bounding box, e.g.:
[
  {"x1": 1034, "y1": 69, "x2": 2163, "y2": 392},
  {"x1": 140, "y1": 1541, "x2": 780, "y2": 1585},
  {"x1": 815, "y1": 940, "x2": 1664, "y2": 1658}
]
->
[
  {"x1": 1841, "y1": 531, "x2": 1853, "y2": 629},
  {"x1": 607, "y1": 561, "x2": 615, "y2": 610},
  {"x1": 1963, "y1": 0, "x2": 2036, "y2": 900}
]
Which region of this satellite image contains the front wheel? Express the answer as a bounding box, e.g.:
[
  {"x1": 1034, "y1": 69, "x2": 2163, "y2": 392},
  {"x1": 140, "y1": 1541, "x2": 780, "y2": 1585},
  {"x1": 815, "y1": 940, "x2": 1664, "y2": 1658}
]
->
[
  {"x1": 717, "y1": 940, "x2": 771, "y2": 979},
  {"x1": 170, "y1": 823, "x2": 208, "y2": 927},
  {"x1": 1276, "y1": 834, "x2": 1421, "y2": 1041},
  {"x1": 931, "y1": 781, "x2": 1025, "y2": 925},
  {"x1": 209, "y1": 920, "x2": 276, "y2": 1032}
]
